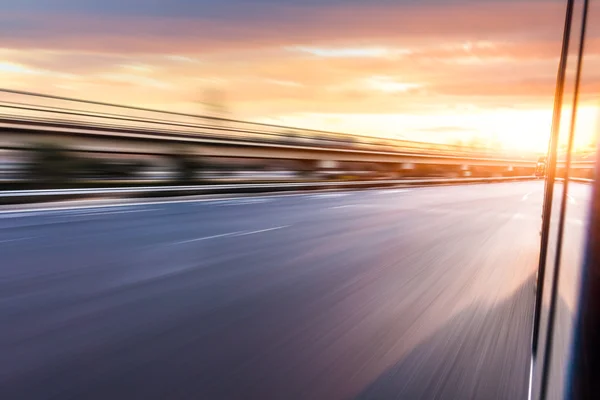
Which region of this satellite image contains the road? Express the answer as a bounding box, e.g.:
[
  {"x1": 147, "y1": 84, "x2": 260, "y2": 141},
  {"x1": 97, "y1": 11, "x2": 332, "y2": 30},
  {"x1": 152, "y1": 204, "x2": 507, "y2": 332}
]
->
[
  {"x1": 530, "y1": 181, "x2": 591, "y2": 400},
  {"x1": 0, "y1": 181, "x2": 588, "y2": 399}
]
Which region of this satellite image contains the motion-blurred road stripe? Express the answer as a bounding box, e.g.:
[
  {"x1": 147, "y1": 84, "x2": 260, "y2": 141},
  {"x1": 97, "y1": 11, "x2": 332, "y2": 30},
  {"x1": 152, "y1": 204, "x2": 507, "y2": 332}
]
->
[
  {"x1": 0, "y1": 192, "x2": 343, "y2": 215},
  {"x1": 330, "y1": 204, "x2": 375, "y2": 209},
  {"x1": 0, "y1": 237, "x2": 36, "y2": 244},
  {"x1": 233, "y1": 225, "x2": 290, "y2": 236},
  {"x1": 211, "y1": 199, "x2": 272, "y2": 206},
  {"x1": 175, "y1": 225, "x2": 289, "y2": 244},
  {"x1": 331, "y1": 205, "x2": 354, "y2": 209},
  {"x1": 175, "y1": 231, "x2": 245, "y2": 244},
  {"x1": 373, "y1": 189, "x2": 410, "y2": 195},
  {"x1": 73, "y1": 209, "x2": 158, "y2": 217},
  {"x1": 310, "y1": 193, "x2": 349, "y2": 199}
]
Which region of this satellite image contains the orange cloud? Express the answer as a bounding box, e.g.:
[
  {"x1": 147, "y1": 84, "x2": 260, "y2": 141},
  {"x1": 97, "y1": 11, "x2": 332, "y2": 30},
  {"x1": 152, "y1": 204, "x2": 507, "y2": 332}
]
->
[{"x1": 1, "y1": 0, "x2": 595, "y2": 151}]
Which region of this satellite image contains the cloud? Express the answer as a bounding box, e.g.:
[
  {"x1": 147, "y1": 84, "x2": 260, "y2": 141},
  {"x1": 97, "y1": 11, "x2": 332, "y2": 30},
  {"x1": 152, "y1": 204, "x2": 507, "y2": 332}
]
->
[
  {"x1": 286, "y1": 46, "x2": 411, "y2": 58},
  {"x1": 1, "y1": 0, "x2": 592, "y2": 149},
  {"x1": 0, "y1": 60, "x2": 78, "y2": 79},
  {"x1": 0, "y1": 1, "x2": 549, "y2": 19},
  {"x1": 262, "y1": 79, "x2": 303, "y2": 87},
  {"x1": 0, "y1": 2, "x2": 570, "y2": 54}
]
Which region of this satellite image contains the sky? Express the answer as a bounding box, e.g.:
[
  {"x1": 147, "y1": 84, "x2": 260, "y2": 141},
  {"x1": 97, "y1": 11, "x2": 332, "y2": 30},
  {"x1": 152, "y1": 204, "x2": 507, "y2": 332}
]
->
[{"x1": 1, "y1": 0, "x2": 599, "y2": 152}]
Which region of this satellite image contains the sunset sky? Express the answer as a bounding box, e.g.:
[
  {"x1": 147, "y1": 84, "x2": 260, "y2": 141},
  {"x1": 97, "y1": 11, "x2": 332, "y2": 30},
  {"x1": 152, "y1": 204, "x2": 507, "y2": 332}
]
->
[{"x1": 1, "y1": 0, "x2": 599, "y2": 152}]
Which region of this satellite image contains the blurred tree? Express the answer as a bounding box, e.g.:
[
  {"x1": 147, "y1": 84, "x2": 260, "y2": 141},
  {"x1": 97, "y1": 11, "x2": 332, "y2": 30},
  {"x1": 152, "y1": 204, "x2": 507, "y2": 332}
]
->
[
  {"x1": 26, "y1": 142, "x2": 76, "y2": 187},
  {"x1": 170, "y1": 146, "x2": 206, "y2": 184}
]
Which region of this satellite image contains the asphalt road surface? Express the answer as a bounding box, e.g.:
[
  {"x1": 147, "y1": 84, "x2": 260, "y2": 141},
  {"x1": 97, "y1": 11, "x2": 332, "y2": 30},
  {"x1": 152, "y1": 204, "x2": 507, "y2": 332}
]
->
[{"x1": 0, "y1": 181, "x2": 588, "y2": 399}]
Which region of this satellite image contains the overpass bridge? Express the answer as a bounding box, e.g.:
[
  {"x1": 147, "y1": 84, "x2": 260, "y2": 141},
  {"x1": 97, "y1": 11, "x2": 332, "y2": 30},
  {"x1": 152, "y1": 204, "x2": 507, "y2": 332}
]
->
[{"x1": 0, "y1": 89, "x2": 594, "y2": 183}]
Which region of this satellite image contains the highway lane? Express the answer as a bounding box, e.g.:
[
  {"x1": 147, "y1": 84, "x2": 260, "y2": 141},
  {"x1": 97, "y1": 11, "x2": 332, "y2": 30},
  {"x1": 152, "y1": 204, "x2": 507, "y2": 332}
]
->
[{"x1": 0, "y1": 181, "x2": 587, "y2": 399}]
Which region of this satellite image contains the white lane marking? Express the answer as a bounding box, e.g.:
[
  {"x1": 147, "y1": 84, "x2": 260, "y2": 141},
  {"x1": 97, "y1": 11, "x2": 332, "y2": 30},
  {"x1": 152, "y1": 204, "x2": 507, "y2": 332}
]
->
[
  {"x1": 421, "y1": 207, "x2": 545, "y2": 222},
  {"x1": 329, "y1": 204, "x2": 375, "y2": 209},
  {"x1": 174, "y1": 231, "x2": 244, "y2": 244},
  {"x1": 310, "y1": 193, "x2": 349, "y2": 199},
  {"x1": 74, "y1": 209, "x2": 159, "y2": 217},
  {"x1": 330, "y1": 205, "x2": 354, "y2": 209},
  {"x1": 73, "y1": 212, "x2": 107, "y2": 217},
  {"x1": 373, "y1": 189, "x2": 410, "y2": 195},
  {"x1": 0, "y1": 181, "x2": 526, "y2": 216},
  {"x1": 567, "y1": 194, "x2": 577, "y2": 205},
  {"x1": 212, "y1": 199, "x2": 271, "y2": 206},
  {"x1": 234, "y1": 225, "x2": 289, "y2": 236},
  {"x1": 0, "y1": 191, "x2": 347, "y2": 216},
  {"x1": 175, "y1": 225, "x2": 289, "y2": 244},
  {"x1": 0, "y1": 237, "x2": 36, "y2": 244},
  {"x1": 0, "y1": 207, "x2": 158, "y2": 218}
]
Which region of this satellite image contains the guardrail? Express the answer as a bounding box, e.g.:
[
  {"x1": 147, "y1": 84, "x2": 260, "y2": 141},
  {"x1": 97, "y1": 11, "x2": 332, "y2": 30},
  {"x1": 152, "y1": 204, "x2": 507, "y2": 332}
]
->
[{"x1": 0, "y1": 176, "x2": 537, "y2": 203}]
